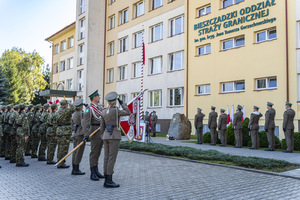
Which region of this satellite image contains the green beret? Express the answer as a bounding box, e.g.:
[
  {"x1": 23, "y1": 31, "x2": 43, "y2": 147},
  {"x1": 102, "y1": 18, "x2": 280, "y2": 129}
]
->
[
  {"x1": 145, "y1": 111, "x2": 149, "y2": 114},
  {"x1": 153, "y1": 111, "x2": 156, "y2": 113},
  {"x1": 253, "y1": 106, "x2": 259, "y2": 110},
  {"x1": 211, "y1": 106, "x2": 216, "y2": 110},
  {"x1": 220, "y1": 109, "x2": 225, "y2": 113},
  {"x1": 267, "y1": 102, "x2": 273, "y2": 107},
  {"x1": 89, "y1": 90, "x2": 100, "y2": 99},
  {"x1": 43, "y1": 103, "x2": 50, "y2": 109},
  {"x1": 237, "y1": 105, "x2": 242, "y2": 110},
  {"x1": 36, "y1": 104, "x2": 42, "y2": 109},
  {"x1": 73, "y1": 99, "x2": 83, "y2": 107},
  {"x1": 105, "y1": 92, "x2": 118, "y2": 102},
  {"x1": 50, "y1": 103, "x2": 58, "y2": 109},
  {"x1": 197, "y1": 108, "x2": 202, "y2": 112},
  {"x1": 14, "y1": 105, "x2": 20, "y2": 110},
  {"x1": 286, "y1": 102, "x2": 292, "y2": 107},
  {"x1": 60, "y1": 100, "x2": 68, "y2": 106}
]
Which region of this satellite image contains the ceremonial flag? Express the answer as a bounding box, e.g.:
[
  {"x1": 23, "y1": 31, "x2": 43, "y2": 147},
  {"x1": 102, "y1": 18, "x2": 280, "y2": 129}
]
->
[
  {"x1": 242, "y1": 105, "x2": 245, "y2": 121},
  {"x1": 226, "y1": 105, "x2": 231, "y2": 126},
  {"x1": 231, "y1": 105, "x2": 234, "y2": 123}
]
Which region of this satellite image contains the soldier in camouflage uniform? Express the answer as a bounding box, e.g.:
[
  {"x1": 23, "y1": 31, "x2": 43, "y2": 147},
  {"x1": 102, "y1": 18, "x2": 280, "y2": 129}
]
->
[
  {"x1": 8, "y1": 105, "x2": 20, "y2": 163},
  {"x1": 15, "y1": 104, "x2": 30, "y2": 167},
  {"x1": 25, "y1": 104, "x2": 34, "y2": 156},
  {"x1": 0, "y1": 105, "x2": 7, "y2": 157},
  {"x1": 46, "y1": 103, "x2": 58, "y2": 165},
  {"x1": 31, "y1": 104, "x2": 43, "y2": 158},
  {"x1": 55, "y1": 100, "x2": 75, "y2": 168},
  {"x1": 0, "y1": 106, "x2": 4, "y2": 167},
  {"x1": 38, "y1": 103, "x2": 50, "y2": 161},
  {"x1": 4, "y1": 105, "x2": 13, "y2": 160}
]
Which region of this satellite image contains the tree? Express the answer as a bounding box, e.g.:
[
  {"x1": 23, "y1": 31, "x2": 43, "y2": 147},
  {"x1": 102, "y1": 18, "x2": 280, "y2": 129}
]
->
[
  {"x1": 0, "y1": 48, "x2": 46, "y2": 104},
  {"x1": 31, "y1": 64, "x2": 50, "y2": 105},
  {"x1": 0, "y1": 67, "x2": 10, "y2": 104}
]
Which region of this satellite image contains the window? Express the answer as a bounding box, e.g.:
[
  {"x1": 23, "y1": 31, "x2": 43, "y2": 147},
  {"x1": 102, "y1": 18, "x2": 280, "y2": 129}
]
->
[
  {"x1": 79, "y1": 44, "x2": 85, "y2": 65},
  {"x1": 55, "y1": 44, "x2": 59, "y2": 54},
  {"x1": 67, "y1": 79, "x2": 73, "y2": 90},
  {"x1": 108, "y1": 41, "x2": 114, "y2": 56},
  {"x1": 118, "y1": 94, "x2": 127, "y2": 104},
  {"x1": 222, "y1": 81, "x2": 245, "y2": 93},
  {"x1": 132, "y1": 92, "x2": 139, "y2": 98},
  {"x1": 222, "y1": 0, "x2": 244, "y2": 8},
  {"x1": 222, "y1": 36, "x2": 245, "y2": 50},
  {"x1": 107, "y1": 69, "x2": 114, "y2": 83},
  {"x1": 151, "y1": 0, "x2": 163, "y2": 10},
  {"x1": 256, "y1": 77, "x2": 277, "y2": 90},
  {"x1": 256, "y1": 29, "x2": 277, "y2": 43},
  {"x1": 68, "y1": 37, "x2": 74, "y2": 48},
  {"x1": 150, "y1": 23, "x2": 163, "y2": 42},
  {"x1": 67, "y1": 58, "x2": 73, "y2": 69},
  {"x1": 150, "y1": 56, "x2": 162, "y2": 75},
  {"x1": 169, "y1": 88, "x2": 184, "y2": 106},
  {"x1": 119, "y1": 8, "x2": 129, "y2": 25},
  {"x1": 108, "y1": 15, "x2": 115, "y2": 30},
  {"x1": 170, "y1": 15, "x2": 184, "y2": 36},
  {"x1": 133, "y1": 62, "x2": 142, "y2": 78},
  {"x1": 133, "y1": 31, "x2": 143, "y2": 48},
  {"x1": 60, "y1": 61, "x2": 66, "y2": 72},
  {"x1": 119, "y1": 37, "x2": 128, "y2": 53},
  {"x1": 149, "y1": 90, "x2": 162, "y2": 107},
  {"x1": 118, "y1": 65, "x2": 128, "y2": 81},
  {"x1": 80, "y1": 0, "x2": 86, "y2": 14},
  {"x1": 197, "y1": 84, "x2": 211, "y2": 95},
  {"x1": 79, "y1": 18, "x2": 85, "y2": 40},
  {"x1": 197, "y1": 44, "x2": 211, "y2": 56},
  {"x1": 169, "y1": 51, "x2": 184, "y2": 71},
  {"x1": 134, "y1": 1, "x2": 145, "y2": 18},
  {"x1": 109, "y1": 0, "x2": 116, "y2": 5},
  {"x1": 197, "y1": 5, "x2": 211, "y2": 18},
  {"x1": 61, "y1": 41, "x2": 66, "y2": 51},
  {"x1": 54, "y1": 63, "x2": 58, "y2": 73},
  {"x1": 78, "y1": 70, "x2": 83, "y2": 91}
]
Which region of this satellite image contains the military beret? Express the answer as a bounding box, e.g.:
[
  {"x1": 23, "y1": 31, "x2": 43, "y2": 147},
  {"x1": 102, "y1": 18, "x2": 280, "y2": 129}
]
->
[
  {"x1": 89, "y1": 90, "x2": 100, "y2": 98},
  {"x1": 267, "y1": 102, "x2": 274, "y2": 107},
  {"x1": 253, "y1": 106, "x2": 259, "y2": 110},
  {"x1": 220, "y1": 109, "x2": 225, "y2": 113},
  {"x1": 153, "y1": 111, "x2": 156, "y2": 113},
  {"x1": 43, "y1": 103, "x2": 50, "y2": 109},
  {"x1": 286, "y1": 102, "x2": 292, "y2": 107},
  {"x1": 105, "y1": 92, "x2": 118, "y2": 102},
  {"x1": 35, "y1": 104, "x2": 42, "y2": 109},
  {"x1": 145, "y1": 111, "x2": 149, "y2": 114},
  {"x1": 60, "y1": 100, "x2": 68, "y2": 106},
  {"x1": 211, "y1": 106, "x2": 216, "y2": 110},
  {"x1": 197, "y1": 108, "x2": 202, "y2": 112},
  {"x1": 51, "y1": 103, "x2": 58, "y2": 109},
  {"x1": 14, "y1": 105, "x2": 20, "y2": 110},
  {"x1": 237, "y1": 105, "x2": 242, "y2": 110},
  {"x1": 73, "y1": 99, "x2": 83, "y2": 107}
]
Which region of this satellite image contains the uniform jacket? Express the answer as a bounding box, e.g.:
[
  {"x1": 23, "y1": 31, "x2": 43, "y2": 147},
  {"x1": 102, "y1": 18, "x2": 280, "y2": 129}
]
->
[
  {"x1": 233, "y1": 111, "x2": 243, "y2": 129},
  {"x1": 15, "y1": 111, "x2": 29, "y2": 136},
  {"x1": 39, "y1": 111, "x2": 50, "y2": 134},
  {"x1": 144, "y1": 115, "x2": 150, "y2": 123},
  {"x1": 72, "y1": 110, "x2": 84, "y2": 136},
  {"x1": 208, "y1": 111, "x2": 218, "y2": 129},
  {"x1": 218, "y1": 113, "x2": 227, "y2": 130},
  {"x1": 264, "y1": 108, "x2": 275, "y2": 130},
  {"x1": 248, "y1": 111, "x2": 263, "y2": 130},
  {"x1": 27, "y1": 111, "x2": 34, "y2": 130},
  {"x1": 46, "y1": 112, "x2": 58, "y2": 136},
  {"x1": 32, "y1": 111, "x2": 42, "y2": 133},
  {"x1": 194, "y1": 113, "x2": 205, "y2": 128},
  {"x1": 8, "y1": 112, "x2": 18, "y2": 136},
  {"x1": 82, "y1": 103, "x2": 104, "y2": 139},
  {"x1": 56, "y1": 105, "x2": 75, "y2": 136},
  {"x1": 283, "y1": 108, "x2": 295, "y2": 130},
  {"x1": 151, "y1": 114, "x2": 158, "y2": 125}
]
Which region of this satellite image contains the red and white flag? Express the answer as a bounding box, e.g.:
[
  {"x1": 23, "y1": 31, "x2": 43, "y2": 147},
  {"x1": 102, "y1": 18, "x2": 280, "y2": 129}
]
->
[
  {"x1": 242, "y1": 105, "x2": 245, "y2": 121},
  {"x1": 231, "y1": 105, "x2": 234, "y2": 123},
  {"x1": 226, "y1": 106, "x2": 231, "y2": 126}
]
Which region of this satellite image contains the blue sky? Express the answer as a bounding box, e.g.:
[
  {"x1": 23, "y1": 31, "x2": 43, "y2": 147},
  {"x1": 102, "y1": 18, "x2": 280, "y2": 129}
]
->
[{"x1": 0, "y1": 0, "x2": 76, "y2": 67}]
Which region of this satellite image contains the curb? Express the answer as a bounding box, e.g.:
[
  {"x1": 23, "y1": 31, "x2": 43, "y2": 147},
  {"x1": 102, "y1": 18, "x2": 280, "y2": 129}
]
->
[{"x1": 119, "y1": 149, "x2": 300, "y2": 181}]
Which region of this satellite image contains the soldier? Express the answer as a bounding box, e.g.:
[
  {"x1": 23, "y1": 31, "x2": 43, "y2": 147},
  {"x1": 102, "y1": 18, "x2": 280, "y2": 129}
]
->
[
  {"x1": 99, "y1": 92, "x2": 131, "y2": 188},
  {"x1": 38, "y1": 103, "x2": 50, "y2": 161},
  {"x1": 194, "y1": 108, "x2": 205, "y2": 144},
  {"x1": 283, "y1": 102, "x2": 295, "y2": 153},
  {"x1": 4, "y1": 105, "x2": 13, "y2": 160},
  {"x1": 82, "y1": 90, "x2": 105, "y2": 181},
  {"x1": 233, "y1": 105, "x2": 243, "y2": 148},
  {"x1": 46, "y1": 103, "x2": 58, "y2": 165},
  {"x1": 8, "y1": 105, "x2": 20, "y2": 163},
  {"x1": 31, "y1": 104, "x2": 43, "y2": 158},
  {"x1": 15, "y1": 104, "x2": 30, "y2": 167},
  {"x1": 218, "y1": 109, "x2": 227, "y2": 147},
  {"x1": 208, "y1": 106, "x2": 218, "y2": 145},
  {"x1": 144, "y1": 111, "x2": 150, "y2": 136},
  {"x1": 151, "y1": 111, "x2": 158, "y2": 137},
  {"x1": 56, "y1": 100, "x2": 75, "y2": 168},
  {"x1": 25, "y1": 104, "x2": 34, "y2": 156},
  {"x1": 249, "y1": 106, "x2": 263, "y2": 149},
  {"x1": 0, "y1": 105, "x2": 7, "y2": 157},
  {"x1": 265, "y1": 102, "x2": 276, "y2": 151}
]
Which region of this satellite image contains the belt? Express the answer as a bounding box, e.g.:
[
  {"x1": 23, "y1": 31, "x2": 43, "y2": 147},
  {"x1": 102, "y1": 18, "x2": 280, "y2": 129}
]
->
[
  {"x1": 91, "y1": 124, "x2": 100, "y2": 126},
  {"x1": 58, "y1": 124, "x2": 71, "y2": 126}
]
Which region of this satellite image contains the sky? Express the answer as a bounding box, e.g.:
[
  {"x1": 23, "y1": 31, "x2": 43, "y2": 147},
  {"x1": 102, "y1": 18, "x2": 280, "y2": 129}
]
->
[{"x1": 0, "y1": 0, "x2": 76, "y2": 67}]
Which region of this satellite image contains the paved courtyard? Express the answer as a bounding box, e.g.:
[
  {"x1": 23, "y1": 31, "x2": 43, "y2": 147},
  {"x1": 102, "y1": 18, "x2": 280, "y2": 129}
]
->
[{"x1": 0, "y1": 142, "x2": 300, "y2": 200}]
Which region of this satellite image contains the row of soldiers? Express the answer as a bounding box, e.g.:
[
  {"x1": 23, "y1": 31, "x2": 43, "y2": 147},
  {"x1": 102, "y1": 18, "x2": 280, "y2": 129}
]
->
[{"x1": 195, "y1": 102, "x2": 295, "y2": 152}]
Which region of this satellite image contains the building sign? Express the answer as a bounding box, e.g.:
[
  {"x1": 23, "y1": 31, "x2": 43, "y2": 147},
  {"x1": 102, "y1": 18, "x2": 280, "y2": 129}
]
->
[{"x1": 193, "y1": 0, "x2": 277, "y2": 43}]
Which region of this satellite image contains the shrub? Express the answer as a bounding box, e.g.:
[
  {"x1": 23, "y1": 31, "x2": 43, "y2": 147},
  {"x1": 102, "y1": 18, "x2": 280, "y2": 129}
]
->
[
  {"x1": 281, "y1": 132, "x2": 300, "y2": 151},
  {"x1": 202, "y1": 132, "x2": 221, "y2": 144},
  {"x1": 247, "y1": 131, "x2": 281, "y2": 148},
  {"x1": 242, "y1": 118, "x2": 251, "y2": 146},
  {"x1": 226, "y1": 123, "x2": 235, "y2": 145}
]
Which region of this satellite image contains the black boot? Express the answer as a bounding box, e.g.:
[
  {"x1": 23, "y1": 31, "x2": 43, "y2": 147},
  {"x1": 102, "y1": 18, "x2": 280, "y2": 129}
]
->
[
  {"x1": 95, "y1": 165, "x2": 105, "y2": 179},
  {"x1": 104, "y1": 174, "x2": 120, "y2": 188},
  {"x1": 90, "y1": 166, "x2": 99, "y2": 181},
  {"x1": 16, "y1": 163, "x2": 29, "y2": 167},
  {"x1": 72, "y1": 164, "x2": 85, "y2": 175}
]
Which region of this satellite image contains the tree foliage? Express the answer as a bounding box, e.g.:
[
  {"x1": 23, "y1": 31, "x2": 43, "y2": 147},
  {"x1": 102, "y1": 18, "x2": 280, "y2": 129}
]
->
[
  {"x1": 31, "y1": 64, "x2": 51, "y2": 105},
  {"x1": 0, "y1": 48, "x2": 46, "y2": 104},
  {"x1": 0, "y1": 68, "x2": 10, "y2": 104}
]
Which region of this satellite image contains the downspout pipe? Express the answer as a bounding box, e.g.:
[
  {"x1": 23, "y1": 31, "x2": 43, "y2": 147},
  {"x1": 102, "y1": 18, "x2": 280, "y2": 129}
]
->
[
  {"x1": 186, "y1": 0, "x2": 189, "y2": 118},
  {"x1": 285, "y1": 0, "x2": 289, "y2": 102}
]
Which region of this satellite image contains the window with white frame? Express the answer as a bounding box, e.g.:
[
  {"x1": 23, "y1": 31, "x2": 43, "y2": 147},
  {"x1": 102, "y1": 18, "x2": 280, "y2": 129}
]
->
[
  {"x1": 169, "y1": 87, "x2": 184, "y2": 106},
  {"x1": 68, "y1": 37, "x2": 74, "y2": 48},
  {"x1": 134, "y1": 1, "x2": 145, "y2": 18},
  {"x1": 61, "y1": 41, "x2": 66, "y2": 51},
  {"x1": 256, "y1": 29, "x2": 277, "y2": 43},
  {"x1": 79, "y1": 18, "x2": 85, "y2": 40},
  {"x1": 109, "y1": 0, "x2": 116, "y2": 5},
  {"x1": 222, "y1": 36, "x2": 245, "y2": 50},
  {"x1": 197, "y1": 5, "x2": 211, "y2": 17},
  {"x1": 119, "y1": 37, "x2": 128, "y2": 53},
  {"x1": 132, "y1": 92, "x2": 139, "y2": 98},
  {"x1": 66, "y1": 79, "x2": 73, "y2": 90},
  {"x1": 133, "y1": 31, "x2": 143, "y2": 48},
  {"x1": 118, "y1": 65, "x2": 128, "y2": 81},
  {"x1": 54, "y1": 63, "x2": 58, "y2": 73},
  {"x1": 151, "y1": 0, "x2": 163, "y2": 10},
  {"x1": 256, "y1": 77, "x2": 277, "y2": 90},
  {"x1": 170, "y1": 15, "x2": 184, "y2": 37},
  {"x1": 222, "y1": 0, "x2": 244, "y2": 8},
  {"x1": 78, "y1": 70, "x2": 83, "y2": 91},
  {"x1": 119, "y1": 8, "x2": 129, "y2": 25},
  {"x1": 118, "y1": 94, "x2": 127, "y2": 103},
  {"x1": 80, "y1": 0, "x2": 86, "y2": 14},
  {"x1": 150, "y1": 56, "x2": 162, "y2": 75},
  {"x1": 55, "y1": 44, "x2": 59, "y2": 54},
  {"x1": 150, "y1": 23, "x2": 163, "y2": 42},
  {"x1": 108, "y1": 15, "x2": 115, "y2": 30},
  {"x1": 149, "y1": 90, "x2": 162, "y2": 107},
  {"x1": 108, "y1": 41, "x2": 114, "y2": 56},
  {"x1": 222, "y1": 81, "x2": 245, "y2": 93},
  {"x1": 67, "y1": 58, "x2": 73, "y2": 69},
  {"x1": 79, "y1": 44, "x2": 85, "y2": 65},
  {"x1": 60, "y1": 61, "x2": 66, "y2": 72},
  {"x1": 197, "y1": 44, "x2": 211, "y2": 56},
  {"x1": 169, "y1": 51, "x2": 184, "y2": 71},
  {"x1": 133, "y1": 62, "x2": 142, "y2": 78},
  {"x1": 107, "y1": 68, "x2": 114, "y2": 83},
  {"x1": 197, "y1": 84, "x2": 211, "y2": 95}
]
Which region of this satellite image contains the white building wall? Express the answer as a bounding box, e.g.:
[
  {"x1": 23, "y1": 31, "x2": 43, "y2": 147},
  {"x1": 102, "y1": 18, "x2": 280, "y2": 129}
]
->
[{"x1": 296, "y1": 0, "x2": 300, "y2": 101}]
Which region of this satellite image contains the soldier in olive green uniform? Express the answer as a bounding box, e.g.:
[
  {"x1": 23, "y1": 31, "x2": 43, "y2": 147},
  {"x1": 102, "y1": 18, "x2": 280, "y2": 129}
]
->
[
  {"x1": 233, "y1": 105, "x2": 243, "y2": 148},
  {"x1": 194, "y1": 108, "x2": 205, "y2": 144},
  {"x1": 56, "y1": 100, "x2": 75, "y2": 168},
  {"x1": 38, "y1": 104, "x2": 50, "y2": 161},
  {"x1": 218, "y1": 109, "x2": 227, "y2": 146},
  {"x1": 4, "y1": 105, "x2": 13, "y2": 160},
  {"x1": 99, "y1": 92, "x2": 131, "y2": 188},
  {"x1": 82, "y1": 90, "x2": 105, "y2": 181},
  {"x1": 144, "y1": 111, "x2": 150, "y2": 136},
  {"x1": 25, "y1": 104, "x2": 34, "y2": 156},
  {"x1": 208, "y1": 106, "x2": 218, "y2": 145},
  {"x1": 15, "y1": 104, "x2": 30, "y2": 167},
  {"x1": 249, "y1": 106, "x2": 263, "y2": 149},
  {"x1": 8, "y1": 105, "x2": 20, "y2": 163},
  {"x1": 265, "y1": 102, "x2": 276, "y2": 151},
  {"x1": 71, "y1": 99, "x2": 85, "y2": 175},
  {"x1": 283, "y1": 102, "x2": 295, "y2": 153},
  {"x1": 0, "y1": 106, "x2": 7, "y2": 157},
  {"x1": 31, "y1": 104, "x2": 43, "y2": 158},
  {"x1": 151, "y1": 111, "x2": 158, "y2": 137},
  {"x1": 46, "y1": 103, "x2": 58, "y2": 164}
]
